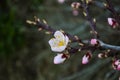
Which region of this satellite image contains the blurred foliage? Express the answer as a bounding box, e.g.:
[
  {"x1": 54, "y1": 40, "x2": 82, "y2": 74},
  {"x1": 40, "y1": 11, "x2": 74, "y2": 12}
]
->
[
  {"x1": 0, "y1": 0, "x2": 23, "y2": 57},
  {"x1": 0, "y1": 0, "x2": 120, "y2": 80}
]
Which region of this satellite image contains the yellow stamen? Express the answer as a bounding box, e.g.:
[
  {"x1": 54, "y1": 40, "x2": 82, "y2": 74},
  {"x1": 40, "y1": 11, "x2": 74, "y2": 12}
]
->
[{"x1": 58, "y1": 41, "x2": 65, "y2": 46}]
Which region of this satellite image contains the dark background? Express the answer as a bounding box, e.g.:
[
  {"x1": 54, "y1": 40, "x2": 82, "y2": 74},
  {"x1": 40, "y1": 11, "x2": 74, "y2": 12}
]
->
[{"x1": 0, "y1": 0, "x2": 120, "y2": 80}]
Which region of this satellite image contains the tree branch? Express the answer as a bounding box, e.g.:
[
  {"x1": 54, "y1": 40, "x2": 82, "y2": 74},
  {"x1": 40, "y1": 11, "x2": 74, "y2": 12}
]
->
[
  {"x1": 26, "y1": 18, "x2": 120, "y2": 52},
  {"x1": 83, "y1": 40, "x2": 120, "y2": 51},
  {"x1": 99, "y1": 40, "x2": 120, "y2": 51}
]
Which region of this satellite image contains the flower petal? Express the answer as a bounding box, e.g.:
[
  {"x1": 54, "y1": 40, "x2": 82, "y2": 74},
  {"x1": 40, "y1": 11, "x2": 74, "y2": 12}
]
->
[
  {"x1": 48, "y1": 31, "x2": 69, "y2": 52},
  {"x1": 108, "y1": 18, "x2": 113, "y2": 26},
  {"x1": 65, "y1": 35, "x2": 69, "y2": 45},
  {"x1": 54, "y1": 31, "x2": 64, "y2": 40},
  {"x1": 114, "y1": 60, "x2": 120, "y2": 65},
  {"x1": 48, "y1": 38, "x2": 66, "y2": 52},
  {"x1": 58, "y1": 0, "x2": 65, "y2": 4},
  {"x1": 82, "y1": 52, "x2": 92, "y2": 64},
  {"x1": 108, "y1": 18, "x2": 117, "y2": 28},
  {"x1": 48, "y1": 38, "x2": 56, "y2": 47},
  {"x1": 82, "y1": 55, "x2": 89, "y2": 64},
  {"x1": 90, "y1": 39, "x2": 97, "y2": 45},
  {"x1": 117, "y1": 65, "x2": 120, "y2": 70},
  {"x1": 54, "y1": 54, "x2": 66, "y2": 64},
  {"x1": 51, "y1": 46, "x2": 66, "y2": 52}
]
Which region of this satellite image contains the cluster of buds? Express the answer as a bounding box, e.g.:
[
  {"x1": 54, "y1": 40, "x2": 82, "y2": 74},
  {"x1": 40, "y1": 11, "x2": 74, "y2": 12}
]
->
[
  {"x1": 98, "y1": 50, "x2": 111, "y2": 58},
  {"x1": 98, "y1": 50, "x2": 120, "y2": 71},
  {"x1": 49, "y1": 31, "x2": 94, "y2": 65}
]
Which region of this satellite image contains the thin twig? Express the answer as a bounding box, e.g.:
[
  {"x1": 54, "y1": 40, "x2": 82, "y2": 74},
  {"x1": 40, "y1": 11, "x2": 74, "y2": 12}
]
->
[
  {"x1": 82, "y1": 0, "x2": 98, "y2": 38},
  {"x1": 27, "y1": 18, "x2": 83, "y2": 43},
  {"x1": 106, "y1": 0, "x2": 120, "y2": 26}
]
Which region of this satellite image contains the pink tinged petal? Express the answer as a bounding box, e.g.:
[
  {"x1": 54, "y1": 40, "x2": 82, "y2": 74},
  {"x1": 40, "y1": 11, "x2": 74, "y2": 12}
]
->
[
  {"x1": 117, "y1": 65, "x2": 120, "y2": 70},
  {"x1": 82, "y1": 56, "x2": 89, "y2": 64},
  {"x1": 54, "y1": 54, "x2": 66, "y2": 64},
  {"x1": 114, "y1": 60, "x2": 120, "y2": 65},
  {"x1": 90, "y1": 39, "x2": 97, "y2": 45},
  {"x1": 82, "y1": 52, "x2": 92, "y2": 64},
  {"x1": 58, "y1": 0, "x2": 65, "y2": 4},
  {"x1": 108, "y1": 18, "x2": 117, "y2": 28},
  {"x1": 112, "y1": 59, "x2": 120, "y2": 70},
  {"x1": 108, "y1": 18, "x2": 113, "y2": 26}
]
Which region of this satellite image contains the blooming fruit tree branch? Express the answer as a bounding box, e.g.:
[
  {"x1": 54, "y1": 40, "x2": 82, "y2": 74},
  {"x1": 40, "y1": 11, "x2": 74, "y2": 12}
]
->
[{"x1": 27, "y1": 0, "x2": 120, "y2": 71}]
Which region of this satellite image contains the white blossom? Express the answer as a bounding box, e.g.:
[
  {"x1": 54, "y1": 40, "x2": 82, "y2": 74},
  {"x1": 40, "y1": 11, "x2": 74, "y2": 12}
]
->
[{"x1": 49, "y1": 31, "x2": 69, "y2": 52}]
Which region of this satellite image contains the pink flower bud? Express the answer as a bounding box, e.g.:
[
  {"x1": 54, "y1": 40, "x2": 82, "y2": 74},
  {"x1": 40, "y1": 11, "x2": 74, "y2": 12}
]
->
[
  {"x1": 57, "y1": 0, "x2": 65, "y2": 4},
  {"x1": 98, "y1": 53, "x2": 104, "y2": 58},
  {"x1": 114, "y1": 60, "x2": 119, "y2": 65},
  {"x1": 53, "y1": 54, "x2": 67, "y2": 64},
  {"x1": 71, "y1": 2, "x2": 81, "y2": 9},
  {"x1": 82, "y1": 52, "x2": 92, "y2": 64},
  {"x1": 112, "y1": 59, "x2": 120, "y2": 71},
  {"x1": 117, "y1": 65, "x2": 120, "y2": 70},
  {"x1": 72, "y1": 10, "x2": 79, "y2": 16},
  {"x1": 90, "y1": 39, "x2": 98, "y2": 45},
  {"x1": 107, "y1": 18, "x2": 118, "y2": 28}
]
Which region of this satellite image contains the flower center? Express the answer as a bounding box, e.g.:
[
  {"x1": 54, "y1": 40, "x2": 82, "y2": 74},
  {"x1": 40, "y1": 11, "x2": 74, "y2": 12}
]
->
[{"x1": 58, "y1": 41, "x2": 65, "y2": 46}]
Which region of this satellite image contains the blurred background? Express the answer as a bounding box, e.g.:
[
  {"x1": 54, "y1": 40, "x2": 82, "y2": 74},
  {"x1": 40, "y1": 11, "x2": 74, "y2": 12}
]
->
[{"x1": 0, "y1": 0, "x2": 120, "y2": 80}]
